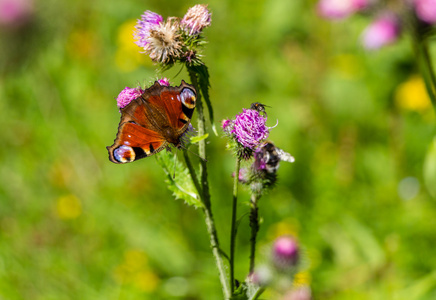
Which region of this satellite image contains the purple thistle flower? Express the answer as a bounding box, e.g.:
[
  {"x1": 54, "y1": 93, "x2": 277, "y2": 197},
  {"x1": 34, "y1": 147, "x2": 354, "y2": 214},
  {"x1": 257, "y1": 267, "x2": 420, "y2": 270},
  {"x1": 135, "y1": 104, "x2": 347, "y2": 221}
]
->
[
  {"x1": 317, "y1": 0, "x2": 368, "y2": 19},
  {"x1": 134, "y1": 10, "x2": 164, "y2": 49},
  {"x1": 157, "y1": 77, "x2": 170, "y2": 86},
  {"x1": 414, "y1": 0, "x2": 436, "y2": 24},
  {"x1": 272, "y1": 235, "x2": 299, "y2": 270},
  {"x1": 361, "y1": 14, "x2": 401, "y2": 50},
  {"x1": 181, "y1": 4, "x2": 212, "y2": 35},
  {"x1": 116, "y1": 87, "x2": 144, "y2": 109},
  {"x1": 232, "y1": 109, "x2": 269, "y2": 150}
]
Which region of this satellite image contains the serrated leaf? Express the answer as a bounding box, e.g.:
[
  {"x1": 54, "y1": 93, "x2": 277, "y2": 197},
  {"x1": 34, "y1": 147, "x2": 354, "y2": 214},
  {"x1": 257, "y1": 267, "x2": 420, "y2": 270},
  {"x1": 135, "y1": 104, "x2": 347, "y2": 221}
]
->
[
  {"x1": 424, "y1": 137, "x2": 436, "y2": 198},
  {"x1": 155, "y1": 150, "x2": 203, "y2": 208},
  {"x1": 190, "y1": 133, "x2": 209, "y2": 144}
]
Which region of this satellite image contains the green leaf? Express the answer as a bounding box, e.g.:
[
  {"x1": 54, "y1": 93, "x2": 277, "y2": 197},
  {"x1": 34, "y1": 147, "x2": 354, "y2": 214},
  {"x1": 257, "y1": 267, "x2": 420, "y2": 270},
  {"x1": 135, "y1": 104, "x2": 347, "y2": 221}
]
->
[
  {"x1": 424, "y1": 136, "x2": 436, "y2": 198},
  {"x1": 190, "y1": 133, "x2": 209, "y2": 144},
  {"x1": 190, "y1": 64, "x2": 218, "y2": 135},
  {"x1": 155, "y1": 150, "x2": 203, "y2": 208},
  {"x1": 231, "y1": 283, "x2": 249, "y2": 300}
]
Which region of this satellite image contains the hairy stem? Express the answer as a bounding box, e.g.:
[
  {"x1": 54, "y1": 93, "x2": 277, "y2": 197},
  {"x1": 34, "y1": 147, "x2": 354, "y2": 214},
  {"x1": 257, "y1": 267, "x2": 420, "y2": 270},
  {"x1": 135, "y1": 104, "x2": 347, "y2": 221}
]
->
[
  {"x1": 249, "y1": 192, "x2": 260, "y2": 274},
  {"x1": 230, "y1": 157, "x2": 241, "y2": 293},
  {"x1": 411, "y1": 19, "x2": 436, "y2": 110},
  {"x1": 188, "y1": 67, "x2": 231, "y2": 299},
  {"x1": 421, "y1": 41, "x2": 436, "y2": 109},
  {"x1": 183, "y1": 150, "x2": 202, "y2": 198}
]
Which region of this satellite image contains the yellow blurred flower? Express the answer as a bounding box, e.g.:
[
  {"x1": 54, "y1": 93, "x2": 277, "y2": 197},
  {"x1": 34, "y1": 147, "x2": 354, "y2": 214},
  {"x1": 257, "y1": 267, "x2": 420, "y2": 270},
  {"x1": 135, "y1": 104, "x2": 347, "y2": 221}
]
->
[
  {"x1": 115, "y1": 19, "x2": 152, "y2": 72},
  {"x1": 267, "y1": 219, "x2": 299, "y2": 240},
  {"x1": 66, "y1": 29, "x2": 98, "y2": 60},
  {"x1": 332, "y1": 54, "x2": 363, "y2": 79},
  {"x1": 56, "y1": 194, "x2": 82, "y2": 220},
  {"x1": 293, "y1": 271, "x2": 311, "y2": 287},
  {"x1": 395, "y1": 75, "x2": 432, "y2": 112},
  {"x1": 113, "y1": 249, "x2": 160, "y2": 293},
  {"x1": 124, "y1": 249, "x2": 148, "y2": 272},
  {"x1": 134, "y1": 270, "x2": 160, "y2": 292}
]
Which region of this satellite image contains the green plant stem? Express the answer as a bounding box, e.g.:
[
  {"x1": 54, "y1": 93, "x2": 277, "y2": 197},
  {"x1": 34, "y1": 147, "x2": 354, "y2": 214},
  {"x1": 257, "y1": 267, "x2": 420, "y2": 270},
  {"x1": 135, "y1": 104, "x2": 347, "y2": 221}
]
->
[
  {"x1": 411, "y1": 21, "x2": 436, "y2": 110},
  {"x1": 249, "y1": 192, "x2": 260, "y2": 274},
  {"x1": 421, "y1": 41, "x2": 436, "y2": 109},
  {"x1": 187, "y1": 67, "x2": 231, "y2": 299},
  {"x1": 249, "y1": 287, "x2": 266, "y2": 300},
  {"x1": 183, "y1": 150, "x2": 202, "y2": 198},
  {"x1": 230, "y1": 157, "x2": 241, "y2": 294}
]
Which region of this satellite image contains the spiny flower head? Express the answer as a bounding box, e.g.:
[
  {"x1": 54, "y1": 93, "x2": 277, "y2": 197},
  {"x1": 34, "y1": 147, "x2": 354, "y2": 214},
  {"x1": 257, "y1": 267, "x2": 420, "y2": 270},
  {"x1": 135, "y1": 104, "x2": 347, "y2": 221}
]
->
[
  {"x1": 134, "y1": 11, "x2": 163, "y2": 48},
  {"x1": 143, "y1": 17, "x2": 183, "y2": 64},
  {"x1": 272, "y1": 235, "x2": 299, "y2": 271},
  {"x1": 157, "y1": 77, "x2": 170, "y2": 86},
  {"x1": 181, "y1": 4, "x2": 212, "y2": 35},
  {"x1": 116, "y1": 86, "x2": 144, "y2": 109},
  {"x1": 232, "y1": 109, "x2": 269, "y2": 150}
]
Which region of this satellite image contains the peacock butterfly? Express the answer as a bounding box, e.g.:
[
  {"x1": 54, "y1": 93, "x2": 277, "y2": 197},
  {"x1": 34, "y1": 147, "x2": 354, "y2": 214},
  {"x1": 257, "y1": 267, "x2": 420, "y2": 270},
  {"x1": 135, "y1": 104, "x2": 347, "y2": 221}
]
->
[{"x1": 107, "y1": 80, "x2": 197, "y2": 164}]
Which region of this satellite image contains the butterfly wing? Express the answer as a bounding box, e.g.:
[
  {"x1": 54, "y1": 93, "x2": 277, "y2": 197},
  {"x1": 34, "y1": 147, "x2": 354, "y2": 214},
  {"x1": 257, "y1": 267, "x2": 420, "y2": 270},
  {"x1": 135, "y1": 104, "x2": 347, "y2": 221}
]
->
[
  {"x1": 107, "y1": 81, "x2": 196, "y2": 164},
  {"x1": 143, "y1": 80, "x2": 196, "y2": 135}
]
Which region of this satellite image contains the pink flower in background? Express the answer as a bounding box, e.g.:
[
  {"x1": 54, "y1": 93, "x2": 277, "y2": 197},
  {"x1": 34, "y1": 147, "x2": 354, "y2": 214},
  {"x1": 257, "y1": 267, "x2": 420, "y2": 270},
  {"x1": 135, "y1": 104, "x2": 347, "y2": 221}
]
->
[
  {"x1": 157, "y1": 77, "x2": 170, "y2": 86},
  {"x1": 272, "y1": 235, "x2": 299, "y2": 270},
  {"x1": 181, "y1": 4, "x2": 212, "y2": 35},
  {"x1": 116, "y1": 87, "x2": 144, "y2": 109},
  {"x1": 414, "y1": 0, "x2": 436, "y2": 24},
  {"x1": 317, "y1": 0, "x2": 368, "y2": 19},
  {"x1": 361, "y1": 15, "x2": 401, "y2": 50},
  {"x1": 0, "y1": 0, "x2": 33, "y2": 27}
]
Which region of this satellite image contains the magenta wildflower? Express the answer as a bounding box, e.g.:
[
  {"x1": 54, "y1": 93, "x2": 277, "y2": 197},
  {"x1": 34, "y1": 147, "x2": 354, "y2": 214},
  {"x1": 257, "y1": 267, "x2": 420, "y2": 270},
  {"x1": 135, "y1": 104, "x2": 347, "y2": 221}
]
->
[
  {"x1": 0, "y1": 0, "x2": 33, "y2": 27},
  {"x1": 116, "y1": 87, "x2": 144, "y2": 109},
  {"x1": 134, "y1": 11, "x2": 163, "y2": 49},
  {"x1": 232, "y1": 167, "x2": 249, "y2": 184},
  {"x1": 157, "y1": 77, "x2": 170, "y2": 86},
  {"x1": 248, "y1": 265, "x2": 273, "y2": 287},
  {"x1": 317, "y1": 0, "x2": 368, "y2": 19},
  {"x1": 283, "y1": 286, "x2": 312, "y2": 300},
  {"x1": 414, "y1": 0, "x2": 436, "y2": 24},
  {"x1": 222, "y1": 119, "x2": 231, "y2": 130},
  {"x1": 361, "y1": 14, "x2": 400, "y2": 50},
  {"x1": 181, "y1": 4, "x2": 212, "y2": 35},
  {"x1": 272, "y1": 236, "x2": 299, "y2": 270},
  {"x1": 232, "y1": 109, "x2": 269, "y2": 150}
]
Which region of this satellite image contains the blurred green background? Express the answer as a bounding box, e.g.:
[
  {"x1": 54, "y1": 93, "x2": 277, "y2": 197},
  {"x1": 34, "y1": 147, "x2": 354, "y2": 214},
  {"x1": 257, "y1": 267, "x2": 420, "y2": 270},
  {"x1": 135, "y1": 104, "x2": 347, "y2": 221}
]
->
[{"x1": 1, "y1": 0, "x2": 436, "y2": 299}]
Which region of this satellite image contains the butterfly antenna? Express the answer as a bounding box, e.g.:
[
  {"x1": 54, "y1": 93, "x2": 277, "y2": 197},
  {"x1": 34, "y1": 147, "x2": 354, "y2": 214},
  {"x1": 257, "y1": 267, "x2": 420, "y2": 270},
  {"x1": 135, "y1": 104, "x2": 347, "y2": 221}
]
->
[
  {"x1": 180, "y1": 145, "x2": 208, "y2": 162},
  {"x1": 174, "y1": 64, "x2": 184, "y2": 78}
]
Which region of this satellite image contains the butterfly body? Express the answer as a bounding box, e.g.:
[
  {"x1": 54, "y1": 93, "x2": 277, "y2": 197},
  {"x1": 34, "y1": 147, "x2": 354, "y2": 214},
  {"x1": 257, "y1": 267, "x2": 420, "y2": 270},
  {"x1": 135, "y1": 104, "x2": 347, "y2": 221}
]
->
[{"x1": 107, "y1": 81, "x2": 196, "y2": 164}]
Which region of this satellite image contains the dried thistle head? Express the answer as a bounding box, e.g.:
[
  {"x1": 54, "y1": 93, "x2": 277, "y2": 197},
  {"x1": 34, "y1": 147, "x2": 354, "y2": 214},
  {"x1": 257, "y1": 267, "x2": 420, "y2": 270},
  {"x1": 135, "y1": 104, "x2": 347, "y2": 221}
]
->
[{"x1": 144, "y1": 17, "x2": 183, "y2": 64}]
